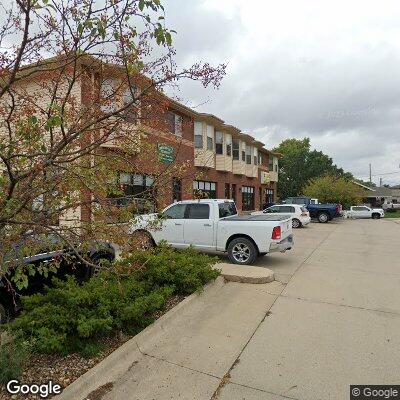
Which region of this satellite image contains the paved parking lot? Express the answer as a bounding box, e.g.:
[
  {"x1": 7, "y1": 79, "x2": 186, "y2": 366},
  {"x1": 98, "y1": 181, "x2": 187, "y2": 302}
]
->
[
  {"x1": 74, "y1": 218, "x2": 400, "y2": 400},
  {"x1": 221, "y1": 218, "x2": 400, "y2": 399}
]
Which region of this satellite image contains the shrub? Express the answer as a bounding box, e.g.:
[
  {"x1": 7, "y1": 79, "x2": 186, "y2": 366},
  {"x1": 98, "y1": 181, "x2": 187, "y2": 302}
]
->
[
  {"x1": 0, "y1": 333, "x2": 30, "y2": 384},
  {"x1": 7, "y1": 246, "x2": 219, "y2": 356},
  {"x1": 119, "y1": 245, "x2": 220, "y2": 295}
]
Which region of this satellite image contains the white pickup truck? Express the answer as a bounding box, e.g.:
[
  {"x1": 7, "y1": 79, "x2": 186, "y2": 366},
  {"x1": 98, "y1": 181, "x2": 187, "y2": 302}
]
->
[
  {"x1": 346, "y1": 205, "x2": 385, "y2": 219},
  {"x1": 129, "y1": 199, "x2": 294, "y2": 265}
]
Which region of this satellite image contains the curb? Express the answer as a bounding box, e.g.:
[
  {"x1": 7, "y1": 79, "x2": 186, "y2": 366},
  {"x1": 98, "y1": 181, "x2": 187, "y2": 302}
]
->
[
  {"x1": 215, "y1": 263, "x2": 274, "y2": 284},
  {"x1": 55, "y1": 277, "x2": 225, "y2": 400}
]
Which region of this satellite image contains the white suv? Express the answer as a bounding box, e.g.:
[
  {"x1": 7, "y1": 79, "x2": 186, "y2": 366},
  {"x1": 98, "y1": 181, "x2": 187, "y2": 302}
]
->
[{"x1": 252, "y1": 204, "x2": 311, "y2": 228}]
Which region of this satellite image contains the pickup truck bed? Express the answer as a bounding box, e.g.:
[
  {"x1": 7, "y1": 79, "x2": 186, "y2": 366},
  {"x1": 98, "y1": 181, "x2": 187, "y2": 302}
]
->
[{"x1": 223, "y1": 215, "x2": 291, "y2": 222}]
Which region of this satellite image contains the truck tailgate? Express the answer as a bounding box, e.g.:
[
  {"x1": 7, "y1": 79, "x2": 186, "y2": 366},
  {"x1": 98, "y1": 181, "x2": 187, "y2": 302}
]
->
[{"x1": 279, "y1": 217, "x2": 292, "y2": 238}]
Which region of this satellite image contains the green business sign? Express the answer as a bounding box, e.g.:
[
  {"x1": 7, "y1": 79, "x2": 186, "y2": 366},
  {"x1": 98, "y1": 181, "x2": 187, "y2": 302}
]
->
[{"x1": 158, "y1": 144, "x2": 175, "y2": 164}]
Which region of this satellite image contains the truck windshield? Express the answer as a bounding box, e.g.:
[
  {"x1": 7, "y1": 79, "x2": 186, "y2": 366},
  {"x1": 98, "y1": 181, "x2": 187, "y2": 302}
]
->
[{"x1": 219, "y1": 202, "x2": 238, "y2": 218}]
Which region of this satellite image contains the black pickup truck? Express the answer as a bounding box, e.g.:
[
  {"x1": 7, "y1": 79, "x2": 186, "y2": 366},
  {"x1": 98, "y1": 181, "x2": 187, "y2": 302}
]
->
[
  {"x1": 0, "y1": 234, "x2": 115, "y2": 323},
  {"x1": 283, "y1": 197, "x2": 343, "y2": 223}
]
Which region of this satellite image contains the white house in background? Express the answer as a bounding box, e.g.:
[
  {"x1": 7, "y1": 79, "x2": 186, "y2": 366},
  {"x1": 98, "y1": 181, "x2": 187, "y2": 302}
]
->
[{"x1": 353, "y1": 181, "x2": 400, "y2": 207}]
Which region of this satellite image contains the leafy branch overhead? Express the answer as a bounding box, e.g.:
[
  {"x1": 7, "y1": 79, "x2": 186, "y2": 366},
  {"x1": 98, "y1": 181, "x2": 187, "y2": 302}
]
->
[{"x1": 0, "y1": 0, "x2": 226, "y2": 283}]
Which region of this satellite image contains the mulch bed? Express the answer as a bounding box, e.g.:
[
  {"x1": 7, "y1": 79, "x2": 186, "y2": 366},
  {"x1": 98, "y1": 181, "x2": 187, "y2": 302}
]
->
[{"x1": 0, "y1": 295, "x2": 184, "y2": 400}]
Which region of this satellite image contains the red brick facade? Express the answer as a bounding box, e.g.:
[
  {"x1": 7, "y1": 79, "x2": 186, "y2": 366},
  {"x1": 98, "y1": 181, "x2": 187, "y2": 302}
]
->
[{"x1": 81, "y1": 66, "x2": 279, "y2": 215}]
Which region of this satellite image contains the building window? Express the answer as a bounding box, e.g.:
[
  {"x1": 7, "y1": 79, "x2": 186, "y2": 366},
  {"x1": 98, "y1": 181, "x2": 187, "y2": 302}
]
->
[
  {"x1": 232, "y1": 184, "x2": 237, "y2": 203},
  {"x1": 245, "y1": 145, "x2": 252, "y2": 165},
  {"x1": 172, "y1": 178, "x2": 182, "y2": 202},
  {"x1": 216, "y1": 131, "x2": 223, "y2": 155},
  {"x1": 242, "y1": 186, "x2": 255, "y2": 211},
  {"x1": 206, "y1": 125, "x2": 214, "y2": 151},
  {"x1": 119, "y1": 172, "x2": 154, "y2": 197},
  {"x1": 233, "y1": 139, "x2": 240, "y2": 160},
  {"x1": 167, "y1": 111, "x2": 182, "y2": 136},
  {"x1": 111, "y1": 172, "x2": 156, "y2": 213},
  {"x1": 194, "y1": 121, "x2": 203, "y2": 149},
  {"x1": 226, "y1": 134, "x2": 232, "y2": 156},
  {"x1": 269, "y1": 156, "x2": 278, "y2": 172},
  {"x1": 123, "y1": 84, "x2": 139, "y2": 105},
  {"x1": 193, "y1": 180, "x2": 217, "y2": 199},
  {"x1": 258, "y1": 153, "x2": 263, "y2": 165},
  {"x1": 122, "y1": 84, "x2": 140, "y2": 122},
  {"x1": 225, "y1": 183, "x2": 231, "y2": 199},
  {"x1": 265, "y1": 188, "x2": 274, "y2": 204},
  {"x1": 253, "y1": 148, "x2": 258, "y2": 165},
  {"x1": 100, "y1": 79, "x2": 117, "y2": 113}
]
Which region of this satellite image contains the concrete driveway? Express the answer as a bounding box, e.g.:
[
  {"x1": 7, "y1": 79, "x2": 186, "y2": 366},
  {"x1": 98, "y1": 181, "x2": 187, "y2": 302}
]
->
[
  {"x1": 221, "y1": 218, "x2": 400, "y2": 400},
  {"x1": 71, "y1": 218, "x2": 400, "y2": 400}
]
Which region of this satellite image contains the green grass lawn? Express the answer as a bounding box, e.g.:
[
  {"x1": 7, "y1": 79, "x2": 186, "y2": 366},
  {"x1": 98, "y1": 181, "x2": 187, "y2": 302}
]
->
[{"x1": 384, "y1": 209, "x2": 400, "y2": 218}]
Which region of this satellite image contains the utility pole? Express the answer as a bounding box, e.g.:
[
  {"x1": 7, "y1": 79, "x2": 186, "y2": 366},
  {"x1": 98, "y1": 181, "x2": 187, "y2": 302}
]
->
[{"x1": 369, "y1": 163, "x2": 372, "y2": 183}]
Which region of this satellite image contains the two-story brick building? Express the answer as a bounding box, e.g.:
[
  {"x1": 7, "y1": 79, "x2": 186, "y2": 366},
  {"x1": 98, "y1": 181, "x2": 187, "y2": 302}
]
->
[{"x1": 102, "y1": 95, "x2": 281, "y2": 213}]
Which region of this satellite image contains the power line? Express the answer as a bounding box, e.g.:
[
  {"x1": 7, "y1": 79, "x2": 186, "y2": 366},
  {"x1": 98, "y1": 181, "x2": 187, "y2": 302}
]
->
[{"x1": 358, "y1": 171, "x2": 400, "y2": 178}]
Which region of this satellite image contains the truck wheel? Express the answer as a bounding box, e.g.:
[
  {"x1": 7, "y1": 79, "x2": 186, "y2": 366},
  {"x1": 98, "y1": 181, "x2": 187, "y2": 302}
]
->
[
  {"x1": 88, "y1": 253, "x2": 114, "y2": 278},
  {"x1": 372, "y1": 213, "x2": 381, "y2": 219},
  {"x1": 131, "y1": 230, "x2": 155, "y2": 250},
  {"x1": 318, "y1": 212, "x2": 329, "y2": 223},
  {"x1": 292, "y1": 218, "x2": 301, "y2": 228},
  {"x1": 227, "y1": 237, "x2": 258, "y2": 265}
]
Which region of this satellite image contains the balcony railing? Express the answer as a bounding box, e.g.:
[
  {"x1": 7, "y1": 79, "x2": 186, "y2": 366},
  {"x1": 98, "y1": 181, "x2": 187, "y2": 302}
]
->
[
  {"x1": 260, "y1": 171, "x2": 278, "y2": 184},
  {"x1": 232, "y1": 159, "x2": 245, "y2": 175},
  {"x1": 215, "y1": 154, "x2": 233, "y2": 172},
  {"x1": 245, "y1": 164, "x2": 258, "y2": 178},
  {"x1": 194, "y1": 148, "x2": 215, "y2": 168}
]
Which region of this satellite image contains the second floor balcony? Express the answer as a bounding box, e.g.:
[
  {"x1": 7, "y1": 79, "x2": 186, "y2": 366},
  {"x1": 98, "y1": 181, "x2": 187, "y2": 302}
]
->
[
  {"x1": 260, "y1": 170, "x2": 279, "y2": 184},
  {"x1": 216, "y1": 154, "x2": 233, "y2": 172},
  {"x1": 194, "y1": 148, "x2": 215, "y2": 168},
  {"x1": 245, "y1": 164, "x2": 258, "y2": 178}
]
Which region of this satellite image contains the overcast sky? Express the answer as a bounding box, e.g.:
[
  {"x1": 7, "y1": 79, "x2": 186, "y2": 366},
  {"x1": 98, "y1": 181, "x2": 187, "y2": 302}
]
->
[{"x1": 163, "y1": 0, "x2": 400, "y2": 186}]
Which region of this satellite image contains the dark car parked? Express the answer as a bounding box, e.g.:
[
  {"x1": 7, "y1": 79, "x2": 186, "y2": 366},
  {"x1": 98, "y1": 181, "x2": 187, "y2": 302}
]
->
[
  {"x1": 0, "y1": 234, "x2": 115, "y2": 323},
  {"x1": 283, "y1": 197, "x2": 342, "y2": 223}
]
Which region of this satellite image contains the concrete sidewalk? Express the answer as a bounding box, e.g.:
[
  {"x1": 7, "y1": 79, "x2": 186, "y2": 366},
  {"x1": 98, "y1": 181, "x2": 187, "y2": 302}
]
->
[
  {"x1": 58, "y1": 276, "x2": 284, "y2": 400},
  {"x1": 220, "y1": 219, "x2": 400, "y2": 400}
]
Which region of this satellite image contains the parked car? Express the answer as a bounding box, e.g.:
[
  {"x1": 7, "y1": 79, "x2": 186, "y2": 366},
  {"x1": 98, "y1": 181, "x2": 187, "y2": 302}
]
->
[
  {"x1": 129, "y1": 199, "x2": 294, "y2": 265},
  {"x1": 282, "y1": 197, "x2": 342, "y2": 223},
  {"x1": 252, "y1": 204, "x2": 311, "y2": 228},
  {"x1": 262, "y1": 202, "x2": 276, "y2": 210},
  {"x1": 0, "y1": 234, "x2": 115, "y2": 323},
  {"x1": 382, "y1": 203, "x2": 400, "y2": 210},
  {"x1": 346, "y1": 206, "x2": 385, "y2": 219}
]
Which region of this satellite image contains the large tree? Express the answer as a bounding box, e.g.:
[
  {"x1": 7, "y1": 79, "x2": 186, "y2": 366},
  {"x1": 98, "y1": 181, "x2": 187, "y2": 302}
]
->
[
  {"x1": 0, "y1": 0, "x2": 225, "y2": 283},
  {"x1": 273, "y1": 138, "x2": 352, "y2": 199}
]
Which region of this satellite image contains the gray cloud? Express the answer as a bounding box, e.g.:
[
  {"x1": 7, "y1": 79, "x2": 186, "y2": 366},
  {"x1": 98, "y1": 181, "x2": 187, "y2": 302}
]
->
[{"x1": 164, "y1": 0, "x2": 400, "y2": 185}]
